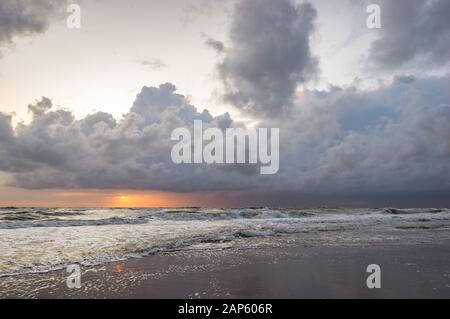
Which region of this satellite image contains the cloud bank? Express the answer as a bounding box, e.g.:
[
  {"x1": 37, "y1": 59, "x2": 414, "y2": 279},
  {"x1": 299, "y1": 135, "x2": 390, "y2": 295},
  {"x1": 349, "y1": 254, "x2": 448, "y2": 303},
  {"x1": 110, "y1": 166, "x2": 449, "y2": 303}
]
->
[
  {"x1": 0, "y1": 74, "x2": 449, "y2": 206},
  {"x1": 0, "y1": 83, "x2": 259, "y2": 192}
]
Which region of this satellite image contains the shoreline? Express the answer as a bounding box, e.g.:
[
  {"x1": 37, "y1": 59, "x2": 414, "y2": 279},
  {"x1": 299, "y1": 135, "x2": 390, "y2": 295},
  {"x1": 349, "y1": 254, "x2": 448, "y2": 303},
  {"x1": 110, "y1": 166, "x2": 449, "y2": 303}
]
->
[{"x1": 1, "y1": 239, "x2": 449, "y2": 299}]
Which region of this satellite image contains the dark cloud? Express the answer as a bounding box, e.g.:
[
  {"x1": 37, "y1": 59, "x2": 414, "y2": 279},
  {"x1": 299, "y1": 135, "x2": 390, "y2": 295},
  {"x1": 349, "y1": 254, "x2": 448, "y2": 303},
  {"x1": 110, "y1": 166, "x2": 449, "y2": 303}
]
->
[
  {"x1": 0, "y1": 84, "x2": 259, "y2": 192},
  {"x1": 0, "y1": 74, "x2": 449, "y2": 206},
  {"x1": 217, "y1": 0, "x2": 318, "y2": 117},
  {"x1": 250, "y1": 73, "x2": 450, "y2": 205},
  {"x1": 0, "y1": 0, "x2": 64, "y2": 55},
  {"x1": 367, "y1": 0, "x2": 450, "y2": 69}
]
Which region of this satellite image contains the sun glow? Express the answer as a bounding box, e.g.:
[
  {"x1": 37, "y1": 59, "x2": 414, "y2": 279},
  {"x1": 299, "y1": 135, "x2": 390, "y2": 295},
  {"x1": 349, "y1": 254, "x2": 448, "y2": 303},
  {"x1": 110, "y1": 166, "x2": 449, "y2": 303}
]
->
[
  {"x1": 0, "y1": 186, "x2": 224, "y2": 208},
  {"x1": 109, "y1": 192, "x2": 193, "y2": 208},
  {"x1": 113, "y1": 195, "x2": 139, "y2": 207}
]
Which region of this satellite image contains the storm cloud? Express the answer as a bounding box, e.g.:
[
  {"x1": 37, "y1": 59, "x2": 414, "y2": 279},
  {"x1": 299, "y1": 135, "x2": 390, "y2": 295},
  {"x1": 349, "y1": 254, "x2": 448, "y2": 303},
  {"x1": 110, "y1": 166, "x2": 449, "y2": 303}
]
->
[
  {"x1": 0, "y1": 74, "x2": 449, "y2": 206},
  {"x1": 252, "y1": 73, "x2": 450, "y2": 205},
  {"x1": 0, "y1": 84, "x2": 263, "y2": 192},
  {"x1": 366, "y1": 0, "x2": 450, "y2": 70},
  {"x1": 217, "y1": 0, "x2": 318, "y2": 117}
]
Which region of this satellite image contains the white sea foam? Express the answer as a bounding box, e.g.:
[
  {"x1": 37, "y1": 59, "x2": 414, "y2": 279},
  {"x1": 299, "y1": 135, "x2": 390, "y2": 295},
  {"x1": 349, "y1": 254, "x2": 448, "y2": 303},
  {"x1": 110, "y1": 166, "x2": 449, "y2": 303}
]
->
[{"x1": 0, "y1": 208, "x2": 449, "y2": 276}]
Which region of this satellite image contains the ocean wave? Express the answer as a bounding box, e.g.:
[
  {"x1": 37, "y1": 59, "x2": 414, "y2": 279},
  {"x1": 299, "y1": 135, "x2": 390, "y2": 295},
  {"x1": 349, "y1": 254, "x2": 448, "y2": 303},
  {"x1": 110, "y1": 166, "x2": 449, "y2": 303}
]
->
[
  {"x1": 0, "y1": 207, "x2": 449, "y2": 277},
  {"x1": 0, "y1": 217, "x2": 148, "y2": 230},
  {"x1": 0, "y1": 208, "x2": 316, "y2": 229},
  {"x1": 383, "y1": 208, "x2": 445, "y2": 215},
  {"x1": 151, "y1": 209, "x2": 315, "y2": 221},
  {"x1": 0, "y1": 220, "x2": 285, "y2": 277}
]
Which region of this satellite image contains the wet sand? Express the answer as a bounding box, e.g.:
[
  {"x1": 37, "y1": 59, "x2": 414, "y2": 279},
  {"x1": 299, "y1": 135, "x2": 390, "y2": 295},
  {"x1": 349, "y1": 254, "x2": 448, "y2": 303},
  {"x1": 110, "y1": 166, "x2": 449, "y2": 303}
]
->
[{"x1": 1, "y1": 239, "x2": 449, "y2": 299}]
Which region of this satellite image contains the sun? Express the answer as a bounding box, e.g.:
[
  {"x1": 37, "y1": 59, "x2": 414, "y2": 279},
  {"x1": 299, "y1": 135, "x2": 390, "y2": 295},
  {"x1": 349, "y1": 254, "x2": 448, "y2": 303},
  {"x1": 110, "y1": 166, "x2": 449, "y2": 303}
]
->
[{"x1": 113, "y1": 195, "x2": 132, "y2": 207}]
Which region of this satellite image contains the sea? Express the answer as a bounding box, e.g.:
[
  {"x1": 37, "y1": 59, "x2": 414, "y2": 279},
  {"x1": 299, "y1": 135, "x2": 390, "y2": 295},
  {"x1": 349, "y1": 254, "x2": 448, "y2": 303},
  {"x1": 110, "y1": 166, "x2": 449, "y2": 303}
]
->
[{"x1": 1, "y1": 207, "x2": 449, "y2": 277}]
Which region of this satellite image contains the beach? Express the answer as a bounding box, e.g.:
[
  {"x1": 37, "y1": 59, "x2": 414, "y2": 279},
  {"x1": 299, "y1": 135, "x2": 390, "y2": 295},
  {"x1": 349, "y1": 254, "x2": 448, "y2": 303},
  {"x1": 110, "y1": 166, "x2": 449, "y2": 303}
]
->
[{"x1": 1, "y1": 224, "x2": 450, "y2": 299}]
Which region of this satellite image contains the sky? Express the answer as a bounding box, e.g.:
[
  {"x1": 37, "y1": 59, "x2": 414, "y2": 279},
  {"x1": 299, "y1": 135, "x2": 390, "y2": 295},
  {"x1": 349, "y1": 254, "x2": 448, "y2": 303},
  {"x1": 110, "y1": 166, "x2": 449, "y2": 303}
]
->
[{"x1": 0, "y1": 0, "x2": 449, "y2": 207}]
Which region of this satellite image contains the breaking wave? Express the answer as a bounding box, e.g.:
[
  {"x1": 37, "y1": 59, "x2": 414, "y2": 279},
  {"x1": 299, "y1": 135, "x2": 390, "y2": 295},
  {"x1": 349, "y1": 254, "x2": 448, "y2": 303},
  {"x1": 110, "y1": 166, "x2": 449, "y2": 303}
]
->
[{"x1": 0, "y1": 207, "x2": 449, "y2": 277}]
